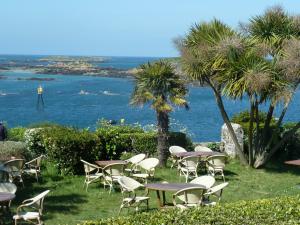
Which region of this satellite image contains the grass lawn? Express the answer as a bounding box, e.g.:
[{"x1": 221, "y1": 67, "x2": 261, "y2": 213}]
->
[{"x1": 5, "y1": 160, "x2": 300, "y2": 225}]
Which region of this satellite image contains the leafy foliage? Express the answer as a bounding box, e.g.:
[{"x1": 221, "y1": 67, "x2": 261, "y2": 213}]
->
[
  {"x1": 0, "y1": 141, "x2": 30, "y2": 161},
  {"x1": 7, "y1": 127, "x2": 26, "y2": 141},
  {"x1": 43, "y1": 127, "x2": 102, "y2": 175},
  {"x1": 81, "y1": 195, "x2": 300, "y2": 225}
]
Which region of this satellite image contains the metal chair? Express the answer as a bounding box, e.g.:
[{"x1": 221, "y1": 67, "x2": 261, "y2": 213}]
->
[
  {"x1": 202, "y1": 182, "x2": 229, "y2": 206},
  {"x1": 132, "y1": 158, "x2": 159, "y2": 184},
  {"x1": 103, "y1": 163, "x2": 125, "y2": 194},
  {"x1": 179, "y1": 156, "x2": 199, "y2": 183},
  {"x1": 13, "y1": 190, "x2": 50, "y2": 225},
  {"x1": 206, "y1": 155, "x2": 226, "y2": 182},
  {"x1": 3, "y1": 159, "x2": 25, "y2": 186},
  {"x1": 80, "y1": 159, "x2": 103, "y2": 191},
  {"x1": 173, "y1": 187, "x2": 206, "y2": 210},
  {"x1": 23, "y1": 155, "x2": 44, "y2": 182},
  {"x1": 190, "y1": 175, "x2": 215, "y2": 189},
  {"x1": 169, "y1": 146, "x2": 186, "y2": 169},
  {"x1": 117, "y1": 176, "x2": 149, "y2": 215},
  {"x1": 124, "y1": 153, "x2": 146, "y2": 174}
]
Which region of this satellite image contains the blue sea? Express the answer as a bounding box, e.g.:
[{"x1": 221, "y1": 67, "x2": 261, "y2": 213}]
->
[{"x1": 0, "y1": 55, "x2": 300, "y2": 141}]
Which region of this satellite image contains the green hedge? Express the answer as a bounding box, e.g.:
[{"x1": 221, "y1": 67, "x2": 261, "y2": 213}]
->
[
  {"x1": 7, "y1": 127, "x2": 26, "y2": 142},
  {"x1": 81, "y1": 195, "x2": 300, "y2": 225},
  {"x1": 43, "y1": 127, "x2": 102, "y2": 175}
]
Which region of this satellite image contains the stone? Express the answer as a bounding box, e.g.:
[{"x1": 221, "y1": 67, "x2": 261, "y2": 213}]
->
[{"x1": 221, "y1": 123, "x2": 244, "y2": 158}]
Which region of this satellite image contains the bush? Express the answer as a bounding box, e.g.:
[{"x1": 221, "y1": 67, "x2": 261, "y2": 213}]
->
[
  {"x1": 81, "y1": 195, "x2": 300, "y2": 225},
  {"x1": 96, "y1": 124, "x2": 143, "y2": 160},
  {"x1": 24, "y1": 128, "x2": 47, "y2": 157},
  {"x1": 43, "y1": 127, "x2": 102, "y2": 175},
  {"x1": 278, "y1": 122, "x2": 300, "y2": 160},
  {"x1": 7, "y1": 127, "x2": 26, "y2": 142},
  {"x1": 231, "y1": 110, "x2": 277, "y2": 136},
  {"x1": 0, "y1": 141, "x2": 30, "y2": 161}
]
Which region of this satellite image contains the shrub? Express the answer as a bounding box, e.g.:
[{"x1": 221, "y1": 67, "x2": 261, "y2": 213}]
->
[
  {"x1": 278, "y1": 122, "x2": 300, "y2": 160},
  {"x1": 81, "y1": 195, "x2": 300, "y2": 225},
  {"x1": 231, "y1": 110, "x2": 277, "y2": 136},
  {"x1": 0, "y1": 141, "x2": 30, "y2": 161},
  {"x1": 24, "y1": 128, "x2": 47, "y2": 157},
  {"x1": 43, "y1": 127, "x2": 102, "y2": 175},
  {"x1": 7, "y1": 127, "x2": 26, "y2": 142},
  {"x1": 207, "y1": 142, "x2": 221, "y2": 152},
  {"x1": 96, "y1": 124, "x2": 143, "y2": 160}
]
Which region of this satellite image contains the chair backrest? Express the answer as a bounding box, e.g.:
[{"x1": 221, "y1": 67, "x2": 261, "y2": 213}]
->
[
  {"x1": 0, "y1": 182, "x2": 17, "y2": 194},
  {"x1": 127, "y1": 154, "x2": 146, "y2": 164},
  {"x1": 207, "y1": 155, "x2": 226, "y2": 168},
  {"x1": 206, "y1": 182, "x2": 229, "y2": 201},
  {"x1": 169, "y1": 146, "x2": 187, "y2": 154},
  {"x1": 0, "y1": 170, "x2": 9, "y2": 182},
  {"x1": 174, "y1": 187, "x2": 205, "y2": 206},
  {"x1": 138, "y1": 158, "x2": 159, "y2": 172},
  {"x1": 181, "y1": 156, "x2": 199, "y2": 169},
  {"x1": 190, "y1": 175, "x2": 215, "y2": 189},
  {"x1": 29, "y1": 190, "x2": 50, "y2": 215},
  {"x1": 28, "y1": 155, "x2": 44, "y2": 167},
  {"x1": 103, "y1": 163, "x2": 125, "y2": 177},
  {"x1": 118, "y1": 176, "x2": 143, "y2": 192},
  {"x1": 194, "y1": 146, "x2": 213, "y2": 152},
  {"x1": 3, "y1": 159, "x2": 25, "y2": 173},
  {"x1": 80, "y1": 160, "x2": 98, "y2": 174}
]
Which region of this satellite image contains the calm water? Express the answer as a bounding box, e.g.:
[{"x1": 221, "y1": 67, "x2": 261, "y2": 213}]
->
[{"x1": 0, "y1": 55, "x2": 300, "y2": 141}]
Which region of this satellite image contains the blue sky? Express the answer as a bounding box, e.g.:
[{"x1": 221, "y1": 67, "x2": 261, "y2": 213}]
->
[{"x1": 0, "y1": 0, "x2": 300, "y2": 57}]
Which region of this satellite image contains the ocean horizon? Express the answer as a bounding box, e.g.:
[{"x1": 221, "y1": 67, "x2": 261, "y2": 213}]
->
[{"x1": 1, "y1": 55, "x2": 300, "y2": 142}]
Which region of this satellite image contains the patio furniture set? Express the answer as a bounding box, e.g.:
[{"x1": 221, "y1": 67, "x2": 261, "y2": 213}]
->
[
  {"x1": 0, "y1": 155, "x2": 50, "y2": 225},
  {"x1": 81, "y1": 145, "x2": 228, "y2": 214}
]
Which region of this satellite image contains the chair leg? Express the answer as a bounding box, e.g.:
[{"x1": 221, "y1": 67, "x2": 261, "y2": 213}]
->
[{"x1": 118, "y1": 205, "x2": 123, "y2": 216}]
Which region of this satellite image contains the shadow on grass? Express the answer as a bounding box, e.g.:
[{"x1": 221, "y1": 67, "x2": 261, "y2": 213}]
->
[{"x1": 262, "y1": 161, "x2": 300, "y2": 176}]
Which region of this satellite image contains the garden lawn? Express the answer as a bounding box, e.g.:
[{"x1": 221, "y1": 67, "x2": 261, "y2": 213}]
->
[{"x1": 7, "y1": 160, "x2": 300, "y2": 225}]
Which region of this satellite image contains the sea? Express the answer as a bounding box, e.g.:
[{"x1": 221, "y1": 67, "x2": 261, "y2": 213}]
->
[{"x1": 0, "y1": 55, "x2": 300, "y2": 142}]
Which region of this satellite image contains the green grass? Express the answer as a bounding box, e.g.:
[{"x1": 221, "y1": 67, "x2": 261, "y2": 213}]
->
[{"x1": 6, "y1": 160, "x2": 300, "y2": 225}]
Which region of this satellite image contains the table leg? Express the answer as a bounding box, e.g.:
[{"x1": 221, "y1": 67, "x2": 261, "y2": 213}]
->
[
  {"x1": 162, "y1": 191, "x2": 166, "y2": 206},
  {"x1": 156, "y1": 190, "x2": 163, "y2": 208}
]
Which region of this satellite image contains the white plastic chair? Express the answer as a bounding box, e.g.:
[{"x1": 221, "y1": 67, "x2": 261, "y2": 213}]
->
[
  {"x1": 169, "y1": 146, "x2": 186, "y2": 169},
  {"x1": 117, "y1": 176, "x2": 150, "y2": 215},
  {"x1": 194, "y1": 146, "x2": 213, "y2": 152},
  {"x1": 190, "y1": 175, "x2": 215, "y2": 189},
  {"x1": 3, "y1": 159, "x2": 25, "y2": 186},
  {"x1": 0, "y1": 182, "x2": 17, "y2": 209},
  {"x1": 206, "y1": 155, "x2": 226, "y2": 182},
  {"x1": 202, "y1": 182, "x2": 229, "y2": 206},
  {"x1": 13, "y1": 190, "x2": 50, "y2": 225},
  {"x1": 81, "y1": 160, "x2": 103, "y2": 191},
  {"x1": 23, "y1": 155, "x2": 44, "y2": 182},
  {"x1": 132, "y1": 158, "x2": 159, "y2": 183},
  {"x1": 103, "y1": 163, "x2": 125, "y2": 194},
  {"x1": 179, "y1": 156, "x2": 199, "y2": 183},
  {"x1": 172, "y1": 187, "x2": 205, "y2": 210},
  {"x1": 124, "y1": 154, "x2": 146, "y2": 174}
]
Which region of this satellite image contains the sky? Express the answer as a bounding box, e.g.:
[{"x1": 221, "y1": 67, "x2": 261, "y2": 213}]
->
[{"x1": 0, "y1": 0, "x2": 300, "y2": 57}]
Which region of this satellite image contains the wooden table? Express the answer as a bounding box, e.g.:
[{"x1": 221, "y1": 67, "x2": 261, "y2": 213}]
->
[
  {"x1": 95, "y1": 160, "x2": 127, "y2": 168},
  {"x1": 285, "y1": 159, "x2": 300, "y2": 166},
  {"x1": 145, "y1": 183, "x2": 206, "y2": 208},
  {"x1": 173, "y1": 151, "x2": 224, "y2": 158}
]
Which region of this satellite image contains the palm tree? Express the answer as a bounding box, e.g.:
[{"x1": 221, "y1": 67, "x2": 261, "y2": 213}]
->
[
  {"x1": 130, "y1": 61, "x2": 188, "y2": 166},
  {"x1": 179, "y1": 7, "x2": 300, "y2": 168}
]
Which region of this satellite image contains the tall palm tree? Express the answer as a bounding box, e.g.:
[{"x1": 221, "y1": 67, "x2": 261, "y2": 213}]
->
[{"x1": 131, "y1": 61, "x2": 188, "y2": 166}]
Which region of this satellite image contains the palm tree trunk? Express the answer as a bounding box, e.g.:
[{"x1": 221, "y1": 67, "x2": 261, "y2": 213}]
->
[
  {"x1": 254, "y1": 121, "x2": 300, "y2": 168},
  {"x1": 207, "y1": 80, "x2": 248, "y2": 165},
  {"x1": 156, "y1": 111, "x2": 169, "y2": 167},
  {"x1": 248, "y1": 101, "x2": 255, "y2": 166}
]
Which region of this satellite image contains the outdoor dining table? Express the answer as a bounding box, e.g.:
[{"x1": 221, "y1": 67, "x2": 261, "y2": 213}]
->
[
  {"x1": 173, "y1": 151, "x2": 225, "y2": 158},
  {"x1": 95, "y1": 160, "x2": 127, "y2": 168},
  {"x1": 0, "y1": 192, "x2": 15, "y2": 211},
  {"x1": 145, "y1": 182, "x2": 206, "y2": 208}
]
